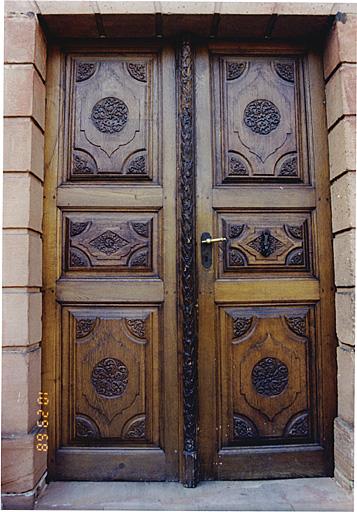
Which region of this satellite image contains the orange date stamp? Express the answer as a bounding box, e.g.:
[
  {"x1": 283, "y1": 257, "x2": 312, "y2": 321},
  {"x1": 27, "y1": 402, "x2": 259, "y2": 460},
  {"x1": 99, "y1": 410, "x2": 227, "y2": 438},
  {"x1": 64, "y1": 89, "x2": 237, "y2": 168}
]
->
[{"x1": 36, "y1": 392, "x2": 49, "y2": 452}]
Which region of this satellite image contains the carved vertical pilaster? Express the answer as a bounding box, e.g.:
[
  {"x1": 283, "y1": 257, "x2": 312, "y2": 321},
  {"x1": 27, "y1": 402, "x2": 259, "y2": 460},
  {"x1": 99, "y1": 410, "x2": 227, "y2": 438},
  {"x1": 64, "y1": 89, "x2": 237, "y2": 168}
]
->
[{"x1": 178, "y1": 38, "x2": 198, "y2": 488}]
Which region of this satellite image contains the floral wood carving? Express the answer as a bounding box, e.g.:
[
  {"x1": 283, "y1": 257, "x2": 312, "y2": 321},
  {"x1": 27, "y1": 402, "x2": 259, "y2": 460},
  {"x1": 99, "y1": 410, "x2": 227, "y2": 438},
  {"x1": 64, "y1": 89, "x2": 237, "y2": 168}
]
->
[
  {"x1": 91, "y1": 358, "x2": 129, "y2": 398},
  {"x1": 244, "y1": 99, "x2": 281, "y2": 135},
  {"x1": 123, "y1": 416, "x2": 146, "y2": 440},
  {"x1": 127, "y1": 62, "x2": 147, "y2": 82},
  {"x1": 70, "y1": 221, "x2": 90, "y2": 237},
  {"x1": 70, "y1": 249, "x2": 89, "y2": 267},
  {"x1": 91, "y1": 97, "x2": 129, "y2": 134},
  {"x1": 72, "y1": 152, "x2": 97, "y2": 175},
  {"x1": 285, "y1": 412, "x2": 309, "y2": 437},
  {"x1": 76, "y1": 318, "x2": 97, "y2": 339},
  {"x1": 247, "y1": 230, "x2": 284, "y2": 257},
  {"x1": 285, "y1": 224, "x2": 303, "y2": 239},
  {"x1": 274, "y1": 62, "x2": 295, "y2": 83},
  {"x1": 75, "y1": 415, "x2": 100, "y2": 439},
  {"x1": 89, "y1": 230, "x2": 129, "y2": 256},
  {"x1": 228, "y1": 248, "x2": 246, "y2": 266},
  {"x1": 228, "y1": 224, "x2": 245, "y2": 239},
  {"x1": 125, "y1": 319, "x2": 146, "y2": 339},
  {"x1": 286, "y1": 248, "x2": 304, "y2": 265},
  {"x1": 226, "y1": 62, "x2": 246, "y2": 81},
  {"x1": 278, "y1": 155, "x2": 297, "y2": 176},
  {"x1": 179, "y1": 39, "x2": 198, "y2": 487},
  {"x1": 131, "y1": 221, "x2": 149, "y2": 238},
  {"x1": 251, "y1": 357, "x2": 289, "y2": 396},
  {"x1": 228, "y1": 154, "x2": 249, "y2": 176},
  {"x1": 126, "y1": 155, "x2": 146, "y2": 174},
  {"x1": 76, "y1": 62, "x2": 97, "y2": 82},
  {"x1": 233, "y1": 317, "x2": 253, "y2": 339},
  {"x1": 285, "y1": 316, "x2": 307, "y2": 337},
  {"x1": 129, "y1": 250, "x2": 149, "y2": 267},
  {"x1": 233, "y1": 414, "x2": 258, "y2": 439}
]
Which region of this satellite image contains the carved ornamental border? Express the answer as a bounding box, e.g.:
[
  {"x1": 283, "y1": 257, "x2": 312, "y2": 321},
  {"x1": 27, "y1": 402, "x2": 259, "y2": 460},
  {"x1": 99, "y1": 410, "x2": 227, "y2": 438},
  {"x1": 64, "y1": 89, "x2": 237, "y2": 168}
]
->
[{"x1": 178, "y1": 38, "x2": 198, "y2": 488}]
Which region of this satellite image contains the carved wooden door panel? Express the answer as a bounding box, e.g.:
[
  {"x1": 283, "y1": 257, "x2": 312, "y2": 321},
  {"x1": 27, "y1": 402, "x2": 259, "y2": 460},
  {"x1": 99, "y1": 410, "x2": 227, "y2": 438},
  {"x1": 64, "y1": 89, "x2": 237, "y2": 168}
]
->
[
  {"x1": 196, "y1": 44, "x2": 336, "y2": 480},
  {"x1": 44, "y1": 45, "x2": 179, "y2": 480}
]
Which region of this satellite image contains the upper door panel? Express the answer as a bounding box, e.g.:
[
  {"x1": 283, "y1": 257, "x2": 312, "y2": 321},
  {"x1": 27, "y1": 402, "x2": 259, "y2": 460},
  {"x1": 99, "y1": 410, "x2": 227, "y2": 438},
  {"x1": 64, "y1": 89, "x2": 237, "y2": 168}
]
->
[
  {"x1": 64, "y1": 53, "x2": 160, "y2": 183},
  {"x1": 212, "y1": 55, "x2": 310, "y2": 184}
]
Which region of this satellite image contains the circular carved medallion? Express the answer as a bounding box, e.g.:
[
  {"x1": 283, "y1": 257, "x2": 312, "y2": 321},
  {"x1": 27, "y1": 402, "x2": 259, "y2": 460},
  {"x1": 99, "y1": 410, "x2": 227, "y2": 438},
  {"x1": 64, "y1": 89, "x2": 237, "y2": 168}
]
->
[
  {"x1": 251, "y1": 357, "x2": 288, "y2": 396},
  {"x1": 91, "y1": 97, "x2": 128, "y2": 134},
  {"x1": 243, "y1": 99, "x2": 280, "y2": 135},
  {"x1": 91, "y1": 357, "x2": 129, "y2": 398}
]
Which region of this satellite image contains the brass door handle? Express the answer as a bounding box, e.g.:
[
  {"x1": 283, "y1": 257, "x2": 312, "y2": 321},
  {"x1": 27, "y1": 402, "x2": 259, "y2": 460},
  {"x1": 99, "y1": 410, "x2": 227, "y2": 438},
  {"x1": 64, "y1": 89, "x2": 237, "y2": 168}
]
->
[
  {"x1": 201, "y1": 237, "x2": 227, "y2": 245},
  {"x1": 201, "y1": 232, "x2": 226, "y2": 269}
]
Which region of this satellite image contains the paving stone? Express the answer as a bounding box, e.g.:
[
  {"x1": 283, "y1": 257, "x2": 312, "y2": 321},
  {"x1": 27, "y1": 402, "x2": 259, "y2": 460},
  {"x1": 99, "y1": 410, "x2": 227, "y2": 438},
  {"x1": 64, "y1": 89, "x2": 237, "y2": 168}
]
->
[{"x1": 34, "y1": 479, "x2": 353, "y2": 511}]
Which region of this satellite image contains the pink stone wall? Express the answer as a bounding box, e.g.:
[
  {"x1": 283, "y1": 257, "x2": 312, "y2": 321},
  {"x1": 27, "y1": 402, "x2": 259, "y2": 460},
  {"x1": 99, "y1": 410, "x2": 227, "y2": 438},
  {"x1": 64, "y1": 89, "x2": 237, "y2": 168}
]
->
[
  {"x1": 2, "y1": 2, "x2": 47, "y2": 509},
  {"x1": 323, "y1": 13, "x2": 356, "y2": 490}
]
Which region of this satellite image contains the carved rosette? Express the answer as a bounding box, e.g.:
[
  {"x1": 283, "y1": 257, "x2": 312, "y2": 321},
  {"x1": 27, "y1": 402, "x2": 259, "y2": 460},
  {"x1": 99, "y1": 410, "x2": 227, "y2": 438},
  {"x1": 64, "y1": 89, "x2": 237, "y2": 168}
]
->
[
  {"x1": 76, "y1": 62, "x2": 97, "y2": 82},
  {"x1": 285, "y1": 411, "x2": 309, "y2": 437},
  {"x1": 123, "y1": 416, "x2": 146, "y2": 440},
  {"x1": 178, "y1": 39, "x2": 198, "y2": 488},
  {"x1": 274, "y1": 62, "x2": 295, "y2": 83},
  {"x1": 91, "y1": 97, "x2": 129, "y2": 134},
  {"x1": 233, "y1": 317, "x2": 253, "y2": 339},
  {"x1": 226, "y1": 62, "x2": 246, "y2": 81},
  {"x1": 76, "y1": 318, "x2": 97, "y2": 339},
  {"x1": 75, "y1": 415, "x2": 100, "y2": 439},
  {"x1": 228, "y1": 154, "x2": 249, "y2": 176},
  {"x1": 244, "y1": 99, "x2": 281, "y2": 135},
  {"x1": 251, "y1": 357, "x2": 289, "y2": 396},
  {"x1": 278, "y1": 155, "x2": 298, "y2": 176},
  {"x1": 127, "y1": 62, "x2": 147, "y2": 82},
  {"x1": 89, "y1": 230, "x2": 129, "y2": 256},
  {"x1": 285, "y1": 315, "x2": 307, "y2": 337},
  {"x1": 91, "y1": 358, "x2": 129, "y2": 398},
  {"x1": 233, "y1": 414, "x2": 258, "y2": 440}
]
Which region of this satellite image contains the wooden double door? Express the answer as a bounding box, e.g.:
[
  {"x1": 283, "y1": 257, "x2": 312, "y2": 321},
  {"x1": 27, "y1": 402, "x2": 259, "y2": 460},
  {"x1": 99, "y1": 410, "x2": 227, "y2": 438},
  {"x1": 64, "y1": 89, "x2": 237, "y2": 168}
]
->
[{"x1": 44, "y1": 40, "x2": 336, "y2": 485}]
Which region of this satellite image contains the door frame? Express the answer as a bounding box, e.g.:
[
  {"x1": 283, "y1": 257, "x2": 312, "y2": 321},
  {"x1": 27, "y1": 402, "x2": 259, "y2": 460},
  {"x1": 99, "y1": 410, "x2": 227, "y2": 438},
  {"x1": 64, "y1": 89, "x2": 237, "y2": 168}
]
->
[{"x1": 42, "y1": 36, "x2": 336, "y2": 486}]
